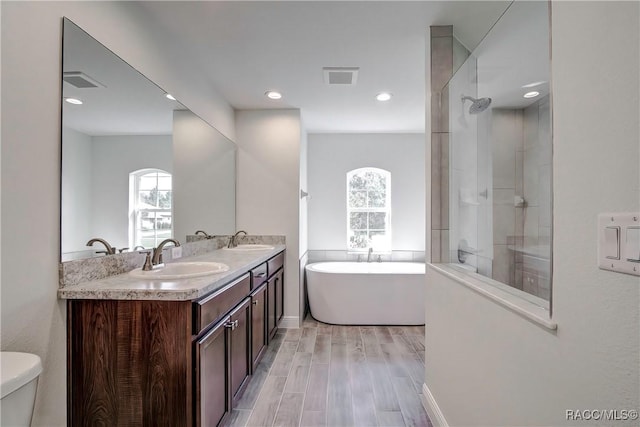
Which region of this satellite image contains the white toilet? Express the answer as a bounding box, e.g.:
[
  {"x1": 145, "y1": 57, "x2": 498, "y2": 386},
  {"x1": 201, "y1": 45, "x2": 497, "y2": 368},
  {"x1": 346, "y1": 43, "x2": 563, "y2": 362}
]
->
[{"x1": 1, "y1": 352, "x2": 42, "y2": 426}]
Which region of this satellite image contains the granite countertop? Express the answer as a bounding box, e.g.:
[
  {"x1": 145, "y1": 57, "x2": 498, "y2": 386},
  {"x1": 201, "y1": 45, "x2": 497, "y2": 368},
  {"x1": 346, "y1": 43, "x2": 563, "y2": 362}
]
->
[{"x1": 58, "y1": 245, "x2": 285, "y2": 301}]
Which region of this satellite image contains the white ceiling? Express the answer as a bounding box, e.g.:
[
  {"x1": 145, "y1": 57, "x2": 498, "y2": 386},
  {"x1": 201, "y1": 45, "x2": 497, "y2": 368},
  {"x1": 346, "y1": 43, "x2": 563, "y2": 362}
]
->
[
  {"x1": 129, "y1": 1, "x2": 512, "y2": 133},
  {"x1": 63, "y1": 19, "x2": 185, "y2": 136}
]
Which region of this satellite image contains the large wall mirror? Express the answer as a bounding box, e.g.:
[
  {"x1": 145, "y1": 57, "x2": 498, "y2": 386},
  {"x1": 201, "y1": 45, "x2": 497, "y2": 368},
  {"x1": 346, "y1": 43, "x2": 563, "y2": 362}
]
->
[
  {"x1": 61, "y1": 18, "x2": 236, "y2": 262},
  {"x1": 445, "y1": 1, "x2": 552, "y2": 307}
]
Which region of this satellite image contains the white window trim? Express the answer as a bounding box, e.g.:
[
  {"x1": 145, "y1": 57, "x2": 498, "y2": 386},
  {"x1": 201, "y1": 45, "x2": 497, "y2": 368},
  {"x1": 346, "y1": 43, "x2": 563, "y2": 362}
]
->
[
  {"x1": 346, "y1": 167, "x2": 392, "y2": 252},
  {"x1": 129, "y1": 169, "x2": 173, "y2": 249}
]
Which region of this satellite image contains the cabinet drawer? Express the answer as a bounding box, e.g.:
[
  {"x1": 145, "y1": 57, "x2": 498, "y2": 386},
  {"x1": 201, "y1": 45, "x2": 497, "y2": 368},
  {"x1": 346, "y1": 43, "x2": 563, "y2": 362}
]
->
[
  {"x1": 250, "y1": 263, "x2": 268, "y2": 289},
  {"x1": 267, "y1": 252, "x2": 284, "y2": 277},
  {"x1": 193, "y1": 274, "x2": 251, "y2": 335}
]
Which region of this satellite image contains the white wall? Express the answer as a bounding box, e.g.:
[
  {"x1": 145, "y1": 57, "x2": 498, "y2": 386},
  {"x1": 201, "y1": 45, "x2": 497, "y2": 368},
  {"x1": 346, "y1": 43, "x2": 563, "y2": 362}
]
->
[
  {"x1": 308, "y1": 133, "x2": 425, "y2": 251},
  {"x1": 91, "y1": 135, "x2": 172, "y2": 250},
  {"x1": 61, "y1": 127, "x2": 93, "y2": 253},
  {"x1": 235, "y1": 109, "x2": 302, "y2": 326},
  {"x1": 299, "y1": 130, "x2": 308, "y2": 257},
  {"x1": 0, "y1": 2, "x2": 234, "y2": 425},
  {"x1": 425, "y1": 2, "x2": 640, "y2": 426},
  {"x1": 173, "y1": 110, "x2": 236, "y2": 242},
  {"x1": 299, "y1": 127, "x2": 309, "y2": 319}
]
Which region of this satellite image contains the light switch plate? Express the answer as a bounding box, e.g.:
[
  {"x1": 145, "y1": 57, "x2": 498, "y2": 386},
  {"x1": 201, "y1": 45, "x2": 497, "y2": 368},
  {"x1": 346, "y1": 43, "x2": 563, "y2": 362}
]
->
[{"x1": 598, "y1": 213, "x2": 640, "y2": 276}]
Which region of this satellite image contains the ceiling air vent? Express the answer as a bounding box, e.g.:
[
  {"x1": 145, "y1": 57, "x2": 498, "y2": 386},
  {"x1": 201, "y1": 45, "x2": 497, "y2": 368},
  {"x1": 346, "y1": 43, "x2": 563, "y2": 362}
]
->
[
  {"x1": 323, "y1": 67, "x2": 359, "y2": 85},
  {"x1": 63, "y1": 71, "x2": 105, "y2": 89}
]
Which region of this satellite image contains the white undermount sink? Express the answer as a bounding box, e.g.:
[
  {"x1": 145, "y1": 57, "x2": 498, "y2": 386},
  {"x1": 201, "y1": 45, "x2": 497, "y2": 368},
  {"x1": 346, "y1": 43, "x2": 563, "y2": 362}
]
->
[
  {"x1": 223, "y1": 244, "x2": 275, "y2": 251},
  {"x1": 129, "y1": 261, "x2": 229, "y2": 280}
]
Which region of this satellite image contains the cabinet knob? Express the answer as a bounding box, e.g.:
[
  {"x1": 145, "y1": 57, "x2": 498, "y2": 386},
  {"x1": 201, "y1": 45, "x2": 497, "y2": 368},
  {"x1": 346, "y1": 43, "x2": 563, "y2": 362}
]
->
[
  {"x1": 252, "y1": 300, "x2": 258, "y2": 305},
  {"x1": 224, "y1": 321, "x2": 234, "y2": 329}
]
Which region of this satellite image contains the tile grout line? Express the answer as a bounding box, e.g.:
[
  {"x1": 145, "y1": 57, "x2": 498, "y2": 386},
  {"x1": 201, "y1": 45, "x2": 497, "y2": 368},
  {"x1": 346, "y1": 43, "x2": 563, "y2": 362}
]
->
[
  {"x1": 351, "y1": 326, "x2": 373, "y2": 427},
  {"x1": 244, "y1": 333, "x2": 285, "y2": 427},
  {"x1": 297, "y1": 331, "x2": 317, "y2": 427},
  {"x1": 270, "y1": 332, "x2": 301, "y2": 427}
]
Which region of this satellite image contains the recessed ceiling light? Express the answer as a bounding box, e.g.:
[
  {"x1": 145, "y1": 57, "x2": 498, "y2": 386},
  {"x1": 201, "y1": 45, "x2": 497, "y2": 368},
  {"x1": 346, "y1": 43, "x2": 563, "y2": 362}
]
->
[
  {"x1": 165, "y1": 93, "x2": 176, "y2": 101},
  {"x1": 376, "y1": 92, "x2": 392, "y2": 102},
  {"x1": 265, "y1": 91, "x2": 282, "y2": 100},
  {"x1": 64, "y1": 97, "x2": 83, "y2": 105},
  {"x1": 524, "y1": 91, "x2": 540, "y2": 99}
]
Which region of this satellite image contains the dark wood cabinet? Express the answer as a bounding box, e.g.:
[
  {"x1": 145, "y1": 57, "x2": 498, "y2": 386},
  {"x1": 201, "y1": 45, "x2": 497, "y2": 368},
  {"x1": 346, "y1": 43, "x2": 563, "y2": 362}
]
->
[
  {"x1": 274, "y1": 268, "x2": 284, "y2": 324},
  {"x1": 267, "y1": 276, "x2": 277, "y2": 340},
  {"x1": 194, "y1": 316, "x2": 228, "y2": 427},
  {"x1": 267, "y1": 252, "x2": 285, "y2": 334},
  {"x1": 194, "y1": 297, "x2": 250, "y2": 427},
  {"x1": 68, "y1": 300, "x2": 193, "y2": 427},
  {"x1": 67, "y1": 251, "x2": 284, "y2": 427},
  {"x1": 229, "y1": 298, "x2": 251, "y2": 401},
  {"x1": 267, "y1": 267, "x2": 284, "y2": 340},
  {"x1": 250, "y1": 283, "x2": 267, "y2": 371}
]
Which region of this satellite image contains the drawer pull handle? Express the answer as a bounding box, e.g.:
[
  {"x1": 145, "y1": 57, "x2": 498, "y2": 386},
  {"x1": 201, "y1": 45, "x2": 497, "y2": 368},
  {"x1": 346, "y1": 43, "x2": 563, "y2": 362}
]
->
[
  {"x1": 254, "y1": 272, "x2": 267, "y2": 278},
  {"x1": 224, "y1": 320, "x2": 240, "y2": 330}
]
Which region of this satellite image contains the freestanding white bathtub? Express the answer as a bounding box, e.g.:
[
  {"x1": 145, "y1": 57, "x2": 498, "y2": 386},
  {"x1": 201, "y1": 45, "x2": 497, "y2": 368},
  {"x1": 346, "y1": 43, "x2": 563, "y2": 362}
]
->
[{"x1": 305, "y1": 262, "x2": 426, "y2": 325}]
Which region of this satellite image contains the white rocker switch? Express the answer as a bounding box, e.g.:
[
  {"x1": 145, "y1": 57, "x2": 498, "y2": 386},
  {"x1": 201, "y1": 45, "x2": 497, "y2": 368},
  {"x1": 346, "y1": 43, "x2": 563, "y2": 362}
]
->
[
  {"x1": 625, "y1": 227, "x2": 640, "y2": 262},
  {"x1": 604, "y1": 226, "x2": 620, "y2": 259},
  {"x1": 598, "y1": 213, "x2": 640, "y2": 276}
]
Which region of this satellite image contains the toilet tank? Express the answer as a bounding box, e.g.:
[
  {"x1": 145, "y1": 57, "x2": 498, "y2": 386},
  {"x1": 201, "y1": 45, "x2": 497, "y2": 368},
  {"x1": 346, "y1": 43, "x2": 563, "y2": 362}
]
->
[{"x1": 1, "y1": 352, "x2": 42, "y2": 426}]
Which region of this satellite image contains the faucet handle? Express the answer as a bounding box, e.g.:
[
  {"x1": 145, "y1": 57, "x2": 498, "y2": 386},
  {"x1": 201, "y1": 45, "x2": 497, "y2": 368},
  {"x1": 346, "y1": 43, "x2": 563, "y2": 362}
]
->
[{"x1": 138, "y1": 250, "x2": 153, "y2": 271}]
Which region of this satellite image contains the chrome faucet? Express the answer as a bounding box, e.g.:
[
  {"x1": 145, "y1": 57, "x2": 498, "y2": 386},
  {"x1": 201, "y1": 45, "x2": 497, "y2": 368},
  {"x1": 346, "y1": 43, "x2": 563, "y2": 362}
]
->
[
  {"x1": 227, "y1": 230, "x2": 247, "y2": 248},
  {"x1": 195, "y1": 230, "x2": 212, "y2": 239},
  {"x1": 86, "y1": 238, "x2": 116, "y2": 255},
  {"x1": 152, "y1": 238, "x2": 181, "y2": 265},
  {"x1": 367, "y1": 247, "x2": 374, "y2": 262},
  {"x1": 133, "y1": 245, "x2": 146, "y2": 251}
]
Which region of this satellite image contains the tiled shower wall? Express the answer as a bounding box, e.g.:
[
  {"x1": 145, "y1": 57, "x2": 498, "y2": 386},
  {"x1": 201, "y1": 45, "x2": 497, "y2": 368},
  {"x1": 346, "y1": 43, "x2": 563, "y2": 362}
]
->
[
  {"x1": 490, "y1": 97, "x2": 551, "y2": 300},
  {"x1": 430, "y1": 26, "x2": 453, "y2": 263},
  {"x1": 430, "y1": 26, "x2": 551, "y2": 300},
  {"x1": 491, "y1": 109, "x2": 524, "y2": 287},
  {"x1": 430, "y1": 26, "x2": 469, "y2": 263},
  {"x1": 522, "y1": 96, "x2": 552, "y2": 299}
]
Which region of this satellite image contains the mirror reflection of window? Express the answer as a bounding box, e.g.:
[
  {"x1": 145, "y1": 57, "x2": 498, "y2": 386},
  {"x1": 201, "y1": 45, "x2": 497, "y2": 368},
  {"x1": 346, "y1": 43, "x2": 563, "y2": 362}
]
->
[
  {"x1": 60, "y1": 18, "x2": 237, "y2": 262},
  {"x1": 130, "y1": 169, "x2": 172, "y2": 249},
  {"x1": 347, "y1": 168, "x2": 391, "y2": 251}
]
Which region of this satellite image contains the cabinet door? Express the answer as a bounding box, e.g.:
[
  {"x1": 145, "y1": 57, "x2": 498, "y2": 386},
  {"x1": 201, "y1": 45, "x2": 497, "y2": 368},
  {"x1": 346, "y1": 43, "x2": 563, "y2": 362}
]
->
[
  {"x1": 195, "y1": 316, "x2": 230, "y2": 427},
  {"x1": 275, "y1": 268, "x2": 284, "y2": 323},
  {"x1": 229, "y1": 298, "x2": 251, "y2": 401},
  {"x1": 250, "y1": 283, "x2": 268, "y2": 372},
  {"x1": 267, "y1": 277, "x2": 277, "y2": 340}
]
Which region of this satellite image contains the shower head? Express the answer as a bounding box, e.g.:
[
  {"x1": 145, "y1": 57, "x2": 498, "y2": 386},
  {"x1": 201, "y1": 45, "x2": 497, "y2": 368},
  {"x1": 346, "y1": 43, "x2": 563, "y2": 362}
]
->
[{"x1": 461, "y1": 95, "x2": 492, "y2": 114}]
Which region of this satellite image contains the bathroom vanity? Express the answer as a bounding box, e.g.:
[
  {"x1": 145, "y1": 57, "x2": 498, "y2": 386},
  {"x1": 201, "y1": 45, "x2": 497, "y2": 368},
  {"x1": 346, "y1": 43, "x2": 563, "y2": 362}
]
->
[{"x1": 61, "y1": 247, "x2": 285, "y2": 426}]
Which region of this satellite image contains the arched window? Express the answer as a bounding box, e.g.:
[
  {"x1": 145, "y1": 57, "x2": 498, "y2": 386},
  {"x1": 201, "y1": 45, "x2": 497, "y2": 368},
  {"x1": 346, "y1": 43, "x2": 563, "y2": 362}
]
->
[
  {"x1": 347, "y1": 167, "x2": 391, "y2": 251},
  {"x1": 129, "y1": 169, "x2": 172, "y2": 248}
]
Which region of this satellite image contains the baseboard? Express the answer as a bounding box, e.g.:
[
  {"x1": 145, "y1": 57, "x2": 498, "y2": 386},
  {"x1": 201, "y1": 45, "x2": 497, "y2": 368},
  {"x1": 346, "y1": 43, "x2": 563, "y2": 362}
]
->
[
  {"x1": 278, "y1": 316, "x2": 300, "y2": 329},
  {"x1": 422, "y1": 383, "x2": 449, "y2": 427}
]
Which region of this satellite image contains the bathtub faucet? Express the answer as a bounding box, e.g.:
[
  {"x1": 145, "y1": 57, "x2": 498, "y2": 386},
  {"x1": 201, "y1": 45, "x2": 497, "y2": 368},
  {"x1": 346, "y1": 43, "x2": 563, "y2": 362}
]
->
[{"x1": 367, "y1": 247, "x2": 374, "y2": 262}]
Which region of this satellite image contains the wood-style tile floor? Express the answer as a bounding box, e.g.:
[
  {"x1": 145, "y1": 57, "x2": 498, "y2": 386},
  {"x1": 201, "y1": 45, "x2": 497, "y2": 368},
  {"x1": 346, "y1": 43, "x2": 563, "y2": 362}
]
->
[{"x1": 224, "y1": 316, "x2": 432, "y2": 427}]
